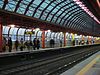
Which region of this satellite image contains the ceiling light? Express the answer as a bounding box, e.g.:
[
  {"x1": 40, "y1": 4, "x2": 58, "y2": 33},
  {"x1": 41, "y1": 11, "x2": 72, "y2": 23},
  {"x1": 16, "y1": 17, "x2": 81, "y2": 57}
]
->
[{"x1": 9, "y1": 24, "x2": 15, "y2": 28}]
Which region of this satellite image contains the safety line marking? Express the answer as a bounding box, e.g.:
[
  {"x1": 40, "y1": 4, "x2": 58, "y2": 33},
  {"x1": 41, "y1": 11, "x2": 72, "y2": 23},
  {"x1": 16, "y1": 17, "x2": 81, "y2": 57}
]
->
[{"x1": 76, "y1": 55, "x2": 100, "y2": 75}]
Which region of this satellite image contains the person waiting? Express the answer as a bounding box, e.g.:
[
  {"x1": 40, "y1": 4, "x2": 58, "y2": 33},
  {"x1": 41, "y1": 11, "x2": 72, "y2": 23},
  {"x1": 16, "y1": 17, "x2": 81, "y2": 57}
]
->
[
  {"x1": 20, "y1": 38, "x2": 24, "y2": 51},
  {"x1": 33, "y1": 38, "x2": 37, "y2": 50},
  {"x1": 36, "y1": 38, "x2": 40, "y2": 50},
  {"x1": 2, "y1": 37, "x2": 7, "y2": 52},
  {"x1": 8, "y1": 37, "x2": 12, "y2": 52},
  {"x1": 50, "y1": 39, "x2": 55, "y2": 48},
  {"x1": 15, "y1": 39, "x2": 19, "y2": 51}
]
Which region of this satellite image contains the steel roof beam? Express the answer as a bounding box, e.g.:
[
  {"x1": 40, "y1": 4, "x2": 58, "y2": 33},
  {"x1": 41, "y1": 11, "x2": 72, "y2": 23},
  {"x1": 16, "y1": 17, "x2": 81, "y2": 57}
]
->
[
  {"x1": 54, "y1": 3, "x2": 77, "y2": 23},
  {"x1": 67, "y1": 13, "x2": 91, "y2": 33},
  {"x1": 60, "y1": 7, "x2": 81, "y2": 25},
  {"x1": 64, "y1": 11, "x2": 85, "y2": 27},
  {"x1": 24, "y1": 0, "x2": 35, "y2": 15},
  {"x1": 59, "y1": 7, "x2": 82, "y2": 25},
  {"x1": 32, "y1": 0, "x2": 45, "y2": 17},
  {"x1": 64, "y1": 12, "x2": 84, "y2": 30},
  {"x1": 45, "y1": 0, "x2": 67, "y2": 21},
  {"x1": 2, "y1": 0, "x2": 8, "y2": 9},
  {"x1": 50, "y1": 1, "x2": 73, "y2": 22},
  {"x1": 39, "y1": 0, "x2": 55, "y2": 19},
  {"x1": 14, "y1": 0, "x2": 23, "y2": 12}
]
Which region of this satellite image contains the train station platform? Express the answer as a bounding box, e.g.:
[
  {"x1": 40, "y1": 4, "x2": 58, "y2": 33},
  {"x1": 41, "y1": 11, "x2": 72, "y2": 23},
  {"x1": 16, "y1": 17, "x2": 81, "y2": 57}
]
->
[
  {"x1": 0, "y1": 46, "x2": 75, "y2": 56},
  {"x1": 61, "y1": 51, "x2": 100, "y2": 75}
]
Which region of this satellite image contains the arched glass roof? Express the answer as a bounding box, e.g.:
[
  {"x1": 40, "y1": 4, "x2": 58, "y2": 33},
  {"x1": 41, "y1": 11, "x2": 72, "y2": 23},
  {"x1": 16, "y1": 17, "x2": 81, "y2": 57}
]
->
[{"x1": 0, "y1": 0, "x2": 100, "y2": 36}]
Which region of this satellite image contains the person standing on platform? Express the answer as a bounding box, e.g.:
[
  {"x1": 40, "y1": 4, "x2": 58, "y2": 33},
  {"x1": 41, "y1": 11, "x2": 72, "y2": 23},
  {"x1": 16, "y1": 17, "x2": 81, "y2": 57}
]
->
[
  {"x1": 8, "y1": 37, "x2": 12, "y2": 52},
  {"x1": 33, "y1": 38, "x2": 37, "y2": 50},
  {"x1": 50, "y1": 39, "x2": 55, "y2": 48},
  {"x1": 2, "y1": 37, "x2": 7, "y2": 52},
  {"x1": 52, "y1": 39, "x2": 55, "y2": 48},
  {"x1": 72, "y1": 40, "x2": 75, "y2": 46},
  {"x1": 15, "y1": 39, "x2": 19, "y2": 51},
  {"x1": 20, "y1": 38, "x2": 24, "y2": 51},
  {"x1": 50, "y1": 39, "x2": 52, "y2": 48},
  {"x1": 81, "y1": 40, "x2": 84, "y2": 45},
  {"x1": 29, "y1": 41, "x2": 33, "y2": 50},
  {"x1": 60, "y1": 40, "x2": 62, "y2": 47},
  {"x1": 36, "y1": 38, "x2": 40, "y2": 50}
]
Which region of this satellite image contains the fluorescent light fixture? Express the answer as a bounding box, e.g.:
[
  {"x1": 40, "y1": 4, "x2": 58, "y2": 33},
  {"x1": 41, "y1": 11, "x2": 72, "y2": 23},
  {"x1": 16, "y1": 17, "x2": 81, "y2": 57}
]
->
[
  {"x1": 60, "y1": 32, "x2": 63, "y2": 34},
  {"x1": 47, "y1": 30, "x2": 51, "y2": 32},
  {"x1": 35, "y1": 28, "x2": 40, "y2": 31},
  {"x1": 9, "y1": 24, "x2": 15, "y2": 28}
]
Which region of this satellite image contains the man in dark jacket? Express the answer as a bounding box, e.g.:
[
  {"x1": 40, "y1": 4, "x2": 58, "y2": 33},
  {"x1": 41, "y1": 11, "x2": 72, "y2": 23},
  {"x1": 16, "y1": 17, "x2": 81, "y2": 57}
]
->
[{"x1": 8, "y1": 37, "x2": 12, "y2": 52}]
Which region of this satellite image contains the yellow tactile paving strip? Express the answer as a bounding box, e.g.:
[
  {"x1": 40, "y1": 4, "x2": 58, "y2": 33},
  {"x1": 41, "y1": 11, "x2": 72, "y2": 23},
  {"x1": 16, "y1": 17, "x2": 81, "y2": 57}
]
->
[{"x1": 76, "y1": 55, "x2": 100, "y2": 75}]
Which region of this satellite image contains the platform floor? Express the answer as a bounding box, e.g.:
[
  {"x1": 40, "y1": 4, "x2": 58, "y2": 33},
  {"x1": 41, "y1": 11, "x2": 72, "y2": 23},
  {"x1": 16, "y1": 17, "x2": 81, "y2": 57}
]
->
[
  {"x1": 61, "y1": 51, "x2": 100, "y2": 75},
  {"x1": 0, "y1": 45, "x2": 75, "y2": 56}
]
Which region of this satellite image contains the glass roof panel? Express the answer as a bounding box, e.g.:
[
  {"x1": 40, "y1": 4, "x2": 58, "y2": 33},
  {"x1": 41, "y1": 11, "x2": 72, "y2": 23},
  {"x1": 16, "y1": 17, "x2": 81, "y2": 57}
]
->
[
  {"x1": 56, "y1": 18, "x2": 61, "y2": 24},
  {"x1": 5, "y1": 1, "x2": 17, "y2": 11},
  {"x1": 17, "y1": 7, "x2": 25, "y2": 14},
  {"x1": 41, "y1": 10, "x2": 49, "y2": 20},
  {"x1": 47, "y1": 5, "x2": 54, "y2": 11},
  {"x1": 40, "y1": 2, "x2": 48, "y2": 8},
  {"x1": 56, "y1": 0, "x2": 62, "y2": 3},
  {"x1": 33, "y1": 0, "x2": 42, "y2": 6},
  {"x1": 26, "y1": 10, "x2": 33, "y2": 16},
  {"x1": 56, "y1": 10, "x2": 62, "y2": 15},
  {"x1": 19, "y1": 3, "x2": 27, "y2": 9},
  {"x1": 22, "y1": 0, "x2": 31, "y2": 4},
  {"x1": 51, "y1": 1, "x2": 57, "y2": 6},
  {"x1": 30, "y1": 3, "x2": 37, "y2": 8},
  {"x1": 47, "y1": 15, "x2": 53, "y2": 21},
  {"x1": 5, "y1": 4, "x2": 13, "y2": 11},
  {"x1": 0, "y1": 0, "x2": 4, "y2": 8},
  {"x1": 52, "y1": 16, "x2": 57, "y2": 23},
  {"x1": 52, "y1": 7, "x2": 59, "y2": 13},
  {"x1": 34, "y1": 12, "x2": 40, "y2": 18},
  {"x1": 29, "y1": 6, "x2": 35, "y2": 10},
  {"x1": 60, "y1": 19, "x2": 64, "y2": 25}
]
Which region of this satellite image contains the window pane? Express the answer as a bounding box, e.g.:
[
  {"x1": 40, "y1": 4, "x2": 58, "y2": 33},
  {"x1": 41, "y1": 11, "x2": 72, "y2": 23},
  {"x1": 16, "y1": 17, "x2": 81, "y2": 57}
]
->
[
  {"x1": 9, "y1": 28, "x2": 14, "y2": 35},
  {"x1": 18, "y1": 28, "x2": 25, "y2": 35},
  {"x1": 10, "y1": 28, "x2": 18, "y2": 35},
  {"x1": 3, "y1": 26, "x2": 10, "y2": 34},
  {"x1": 37, "y1": 31, "x2": 42, "y2": 37}
]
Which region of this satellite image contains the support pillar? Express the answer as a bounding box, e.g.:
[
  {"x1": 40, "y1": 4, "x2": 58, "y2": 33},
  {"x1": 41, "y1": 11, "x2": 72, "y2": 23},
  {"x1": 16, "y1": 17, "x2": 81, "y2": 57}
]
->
[
  {"x1": 0, "y1": 17, "x2": 3, "y2": 52},
  {"x1": 64, "y1": 32, "x2": 66, "y2": 47},
  {"x1": 42, "y1": 30, "x2": 45, "y2": 48}
]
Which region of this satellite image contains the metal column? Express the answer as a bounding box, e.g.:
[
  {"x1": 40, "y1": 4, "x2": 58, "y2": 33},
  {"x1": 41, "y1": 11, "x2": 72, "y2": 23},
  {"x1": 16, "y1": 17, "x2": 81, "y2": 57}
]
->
[
  {"x1": 0, "y1": 17, "x2": 3, "y2": 52},
  {"x1": 42, "y1": 30, "x2": 45, "y2": 48}
]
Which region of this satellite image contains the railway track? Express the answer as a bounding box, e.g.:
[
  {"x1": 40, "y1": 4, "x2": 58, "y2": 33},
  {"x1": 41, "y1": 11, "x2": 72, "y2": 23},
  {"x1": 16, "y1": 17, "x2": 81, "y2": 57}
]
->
[{"x1": 0, "y1": 46, "x2": 100, "y2": 75}]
